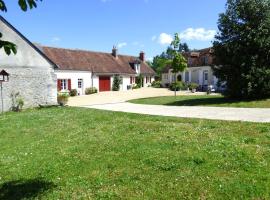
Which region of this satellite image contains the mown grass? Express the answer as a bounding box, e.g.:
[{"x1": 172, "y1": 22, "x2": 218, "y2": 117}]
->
[
  {"x1": 0, "y1": 107, "x2": 270, "y2": 199},
  {"x1": 129, "y1": 95, "x2": 270, "y2": 108}
]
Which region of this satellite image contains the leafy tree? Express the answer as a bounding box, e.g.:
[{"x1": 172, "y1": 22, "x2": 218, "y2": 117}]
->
[
  {"x1": 0, "y1": 0, "x2": 41, "y2": 55},
  {"x1": 179, "y1": 42, "x2": 190, "y2": 52},
  {"x1": 171, "y1": 34, "x2": 187, "y2": 96},
  {"x1": 213, "y1": 0, "x2": 270, "y2": 99}
]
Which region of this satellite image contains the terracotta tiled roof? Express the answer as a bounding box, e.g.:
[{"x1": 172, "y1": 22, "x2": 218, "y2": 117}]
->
[
  {"x1": 41, "y1": 46, "x2": 155, "y2": 75},
  {"x1": 162, "y1": 47, "x2": 214, "y2": 73}
]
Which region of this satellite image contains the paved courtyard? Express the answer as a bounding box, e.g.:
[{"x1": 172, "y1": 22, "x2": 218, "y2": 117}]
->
[
  {"x1": 69, "y1": 88, "x2": 270, "y2": 123},
  {"x1": 68, "y1": 88, "x2": 204, "y2": 107}
]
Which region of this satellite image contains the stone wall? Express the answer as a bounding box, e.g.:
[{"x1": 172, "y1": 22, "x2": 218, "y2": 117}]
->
[{"x1": 0, "y1": 17, "x2": 57, "y2": 112}]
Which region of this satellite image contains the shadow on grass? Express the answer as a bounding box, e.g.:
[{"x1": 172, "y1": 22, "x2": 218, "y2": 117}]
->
[
  {"x1": 165, "y1": 97, "x2": 257, "y2": 107},
  {"x1": 0, "y1": 179, "x2": 56, "y2": 200}
]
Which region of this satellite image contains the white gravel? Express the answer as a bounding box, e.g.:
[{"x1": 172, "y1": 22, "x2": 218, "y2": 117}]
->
[{"x1": 82, "y1": 102, "x2": 270, "y2": 123}]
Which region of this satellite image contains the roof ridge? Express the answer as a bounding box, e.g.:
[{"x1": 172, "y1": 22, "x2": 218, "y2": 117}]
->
[{"x1": 41, "y1": 45, "x2": 139, "y2": 58}]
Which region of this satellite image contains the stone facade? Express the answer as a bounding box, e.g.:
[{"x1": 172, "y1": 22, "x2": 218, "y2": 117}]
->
[{"x1": 0, "y1": 17, "x2": 57, "y2": 112}]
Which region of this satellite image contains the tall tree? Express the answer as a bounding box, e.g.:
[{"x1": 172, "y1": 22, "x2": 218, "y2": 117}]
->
[
  {"x1": 179, "y1": 42, "x2": 190, "y2": 52},
  {"x1": 0, "y1": 0, "x2": 42, "y2": 55},
  {"x1": 213, "y1": 0, "x2": 270, "y2": 99},
  {"x1": 170, "y1": 33, "x2": 187, "y2": 97}
]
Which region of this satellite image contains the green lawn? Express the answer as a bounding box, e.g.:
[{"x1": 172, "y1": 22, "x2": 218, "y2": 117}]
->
[
  {"x1": 0, "y1": 108, "x2": 270, "y2": 199},
  {"x1": 129, "y1": 95, "x2": 270, "y2": 108}
]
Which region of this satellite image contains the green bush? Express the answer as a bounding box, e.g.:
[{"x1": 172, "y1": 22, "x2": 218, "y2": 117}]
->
[
  {"x1": 112, "y1": 75, "x2": 122, "y2": 91},
  {"x1": 85, "y1": 87, "x2": 97, "y2": 95},
  {"x1": 151, "y1": 81, "x2": 162, "y2": 88},
  {"x1": 188, "y1": 82, "x2": 199, "y2": 90},
  {"x1": 169, "y1": 81, "x2": 188, "y2": 91},
  {"x1": 135, "y1": 74, "x2": 143, "y2": 88},
  {"x1": 132, "y1": 85, "x2": 140, "y2": 90},
  {"x1": 57, "y1": 92, "x2": 69, "y2": 106},
  {"x1": 10, "y1": 92, "x2": 24, "y2": 112},
  {"x1": 70, "y1": 89, "x2": 77, "y2": 97}
]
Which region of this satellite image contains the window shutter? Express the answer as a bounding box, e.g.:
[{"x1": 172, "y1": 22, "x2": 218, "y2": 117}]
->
[
  {"x1": 130, "y1": 77, "x2": 132, "y2": 84},
  {"x1": 57, "y1": 79, "x2": 61, "y2": 91},
  {"x1": 68, "y1": 79, "x2": 71, "y2": 91}
]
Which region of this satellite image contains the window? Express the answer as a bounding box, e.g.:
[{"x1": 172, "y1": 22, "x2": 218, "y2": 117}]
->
[
  {"x1": 135, "y1": 63, "x2": 141, "y2": 74},
  {"x1": 78, "y1": 79, "x2": 83, "y2": 88},
  {"x1": 185, "y1": 71, "x2": 189, "y2": 82},
  {"x1": 202, "y1": 56, "x2": 208, "y2": 65},
  {"x1": 188, "y1": 58, "x2": 193, "y2": 66},
  {"x1": 61, "y1": 79, "x2": 68, "y2": 90},
  {"x1": 204, "y1": 71, "x2": 208, "y2": 81},
  {"x1": 172, "y1": 75, "x2": 176, "y2": 82}
]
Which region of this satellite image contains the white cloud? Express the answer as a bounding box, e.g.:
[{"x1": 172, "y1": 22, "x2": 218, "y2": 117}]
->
[
  {"x1": 132, "y1": 41, "x2": 145, "y2": 48},
  {"x1": 151, "y1": 35, "x2": 157, "y2": 41},
  {"x1": 179, "y1": 28, "x2": 216, "y2": 41},
  {"x1": 117, "y1": 42, "x2": 127, "y2": 48},
  {"x1": 158, "y1": 33, "x2": 173, "y2": 45},
  {"x1": 51, "y1": 37, "x2": 61, "y2": 42},
  {"x1": 146, "y1": 57, "x2": 153, "y2": 62}
]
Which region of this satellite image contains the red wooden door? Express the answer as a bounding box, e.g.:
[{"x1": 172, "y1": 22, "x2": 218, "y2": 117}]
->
[{"x1": 99, "y1": 76, "x2": 111, "y2": 92}]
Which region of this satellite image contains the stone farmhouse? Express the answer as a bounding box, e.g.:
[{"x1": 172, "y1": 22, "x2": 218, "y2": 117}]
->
[{"x1": 0, "y1": 16, "x2": 155, "y2": 111}]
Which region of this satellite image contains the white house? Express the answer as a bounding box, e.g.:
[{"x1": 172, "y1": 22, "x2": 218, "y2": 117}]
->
[
  {"x1": 161, "y1": 48, "x2": 218, "y2": 91},
  {"x1": 40, "y1": 46, "x2": 156, "y2": 95},
  {"x1": 0, "y1": 16, "x2": 57, "y2": 112}
]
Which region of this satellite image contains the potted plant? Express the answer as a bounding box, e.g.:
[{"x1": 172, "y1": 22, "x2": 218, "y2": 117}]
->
[
  {"x1": 189, "y1": 83, "x2": 199, "y2": 93},
  {"x1": 57, "y1": 92, "x2": 69, "y2": 106}
]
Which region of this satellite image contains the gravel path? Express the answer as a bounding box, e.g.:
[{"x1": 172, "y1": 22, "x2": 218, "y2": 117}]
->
[
  {"x1": 69, "y1": 88, "x2": 270, "y2": 123},
  {"x1": 81, "y1": 102, "x2": 270, "y2": 123}
]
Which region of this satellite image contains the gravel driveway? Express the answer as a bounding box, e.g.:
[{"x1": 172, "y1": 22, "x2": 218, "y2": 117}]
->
[
  {"x1": 68, "y1": 88, "x2": 204, "y2": 106},
  {"x1": 69, "y1": 88, "x2": 270, "y2": 123}
]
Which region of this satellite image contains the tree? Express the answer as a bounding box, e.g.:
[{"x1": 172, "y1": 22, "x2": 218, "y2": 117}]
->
[
  {"x1": 213, "y1": 0, "x2": 270, "y2": 99},
  {"x1": 0, "y1": 0, "x2": 41, "y2": 55},
  {"x1": 112, "y1": 75, "x2": 122, "y2": 91},
  {"x1": 171, "y1": 34, "x2": 187, "y2": 97},
  {"x1": 179, "y1": 42, "x2": 190, "y2": 52}
]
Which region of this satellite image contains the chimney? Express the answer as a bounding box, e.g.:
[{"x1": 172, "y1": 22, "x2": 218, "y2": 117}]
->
[
  {"x1": 139, "y1": 51, "x2": 145, "y2": 62},
  {"x1": 112, "y1": 46, "x2": 118, "y2": 58}
]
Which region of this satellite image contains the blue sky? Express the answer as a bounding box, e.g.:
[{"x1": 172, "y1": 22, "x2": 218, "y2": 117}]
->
[{"x1": 2, "y1": 0, "x2": 226, "y2": 60}]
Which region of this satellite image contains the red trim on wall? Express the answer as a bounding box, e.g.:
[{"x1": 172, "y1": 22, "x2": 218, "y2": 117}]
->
[
  {"x1": 68, "y1": 79, "x2": 71, "y2": 91},
  {"x1": 57, "y1": 79, "x2": 61, "y2": 91}
]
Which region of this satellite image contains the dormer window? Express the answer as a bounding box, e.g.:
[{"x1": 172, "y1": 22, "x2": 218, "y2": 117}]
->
[
  {"x1": 135, "y1": 63, "x2": 141, "y2": 74},
  {"x1": 133, "y1": 59, "x2": 141, "y2": 74}
]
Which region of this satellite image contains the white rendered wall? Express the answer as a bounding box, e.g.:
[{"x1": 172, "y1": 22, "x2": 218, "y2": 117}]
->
[{"x1": 55, "y1": 70, "x2": 92, "y2": 95}]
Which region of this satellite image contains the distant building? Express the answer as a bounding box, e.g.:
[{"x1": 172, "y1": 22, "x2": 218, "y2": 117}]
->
[{"x1": 161, "y1": 48, "x2": 218, "y2": 90}]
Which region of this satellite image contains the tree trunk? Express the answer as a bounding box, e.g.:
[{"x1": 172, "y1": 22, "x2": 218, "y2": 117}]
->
[{"x1": 174, "y1": 73, "x2": 177, "y2": 98}]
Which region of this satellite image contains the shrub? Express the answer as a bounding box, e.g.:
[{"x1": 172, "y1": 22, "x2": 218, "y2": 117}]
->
[
  {"x1": 135, "y1": 74, "x2": 143, "y2": 88},
  {"x1": 10, "y1": 92, "x2": 24, "y2": 112},
  {"x1": 151, "y1": 81, "x2": 162, "y2": 88},
  {"x1": 85, "y1": 87, "x2": 97, "y2": 95},
  {"x1": 112, "y1": 75, "x2": 122, "y2": 91},
  {"x1": 169, "y1": 81, "x2": 188, "y2": 91},
  {"x1": 188, "y1": 82, "x2": 199, "y2": 90},
  {"x1": 132, "y1": 85, "x2": 140, "y2": 90},
  {"x1": 57, "y1": 92, "x2": 69, "y2": 106},
  {"x1": 70, "y1": 89, "x2": 77, "y2": 97}
]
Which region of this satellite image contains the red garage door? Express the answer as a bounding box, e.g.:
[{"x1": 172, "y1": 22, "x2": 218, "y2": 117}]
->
[{"x1": 99, "y1": 76, "x2": 111, "y2": 92}]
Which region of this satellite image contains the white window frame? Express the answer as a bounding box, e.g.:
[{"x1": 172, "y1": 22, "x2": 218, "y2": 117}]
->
[
  {"x1": 78, "y1": 79, "x2": 83, "y2": 89},
  {"x1": 61, "y1": 79, "x2": 68, "y2": 90}
]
